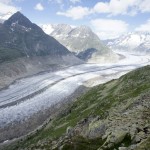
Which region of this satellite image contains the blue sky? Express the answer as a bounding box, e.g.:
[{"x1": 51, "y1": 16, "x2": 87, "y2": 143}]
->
[{"x1": 0, "y1": 0, "x2": 150, "y2": 39}]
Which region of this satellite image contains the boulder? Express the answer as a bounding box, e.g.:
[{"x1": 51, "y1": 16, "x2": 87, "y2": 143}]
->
[
  {"x1": 101, "y1": 130, "x2": 128, "y2": 149},
  {"x1": 86, "y1": 120, "x2": 106, "y2": 139}
]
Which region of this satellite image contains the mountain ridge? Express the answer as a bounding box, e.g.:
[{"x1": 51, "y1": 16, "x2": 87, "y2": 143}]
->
[
  {"x1": 0, "y1": 12, "x2": 83, "y2": 89},
  {"x1": 41, "y1": 23, "x2": 120, "y2": 63},
  {"x1": 105, "y1": 32, "x2": 150, "y2": 54}
]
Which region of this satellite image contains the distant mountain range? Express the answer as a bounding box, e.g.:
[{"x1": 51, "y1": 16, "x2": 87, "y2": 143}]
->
[
  {"x1": 0, "y1": 12, "x2": 82, "y2": 89},
  {"x1": 41, "y1": 24, "x2": 119, "y2": 63},
  {"x1": 105, "y1": 32, "x2": 150, "y2": 54}
]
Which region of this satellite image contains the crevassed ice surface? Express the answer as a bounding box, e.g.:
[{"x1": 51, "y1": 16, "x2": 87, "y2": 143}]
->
[{"x1": 0, "y1": 51, "x2": 150, "y2": 127}]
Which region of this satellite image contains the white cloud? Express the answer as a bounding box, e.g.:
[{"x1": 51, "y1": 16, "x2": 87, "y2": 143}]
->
[
  {"x1": 57, "y1": 6, "x2": 91, "y2": 20},
  {"x1": 135, "y1": 19, "x2": 150, "y2": 32},
  {"x1": 0, "y1": 2, "x2": 18, "y2": 14},
  {"x1": 91, "y1": 19, "x2": 128, "y2": 40},
  {"x1": 93, "y1": 0, "x2": 139, "y2": 16},
  {"x1": 70, "y1": 0, "x2": 81, "y2": 4},
  {"x1": 34, "y1": 3, "x2": 44, "y2": 11},
  {"x1": 0, "y1": 0, "x2": 12, "y2": 4},
  {"x1": 139, "y1": 0, "x2": 150, "y2": 13},
  {"x1": 93, "y1": 2, "x2": 110, "y2": 13},
  {"x1": 56, "y1": 0, "x2": 150, "y2": 20},
  {"x1": 0, "y1": 0, "x2": 20, "y2": 20},
  {"x1": 93, "y1": 0, "x2": 150, "y2": 16}
]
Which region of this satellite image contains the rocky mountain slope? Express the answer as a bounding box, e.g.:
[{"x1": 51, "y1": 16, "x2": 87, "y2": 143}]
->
[
  {"x1": 3, "y1": 65, "x2": 150, "y2": 150},
  {"x1": 41, "y1": 24, "x2": 119, "y2": 63},
  {"x1": 0, "y1": 12, "x2": 82, "y2": 89},
  {"x1": 106, "y1": 32, "x2": 150, "y2": 54}
]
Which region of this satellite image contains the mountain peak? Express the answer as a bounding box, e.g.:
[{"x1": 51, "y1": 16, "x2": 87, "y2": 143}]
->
[
  {"x1": 76, "y1": 25, "x2": 92, "y2": 32},
  {"x1": 4, "y1": 11, "x2": 32, "y2": 28},
  {"x1": 14, "y1": 11, "x2": 22, "y2": 16}
]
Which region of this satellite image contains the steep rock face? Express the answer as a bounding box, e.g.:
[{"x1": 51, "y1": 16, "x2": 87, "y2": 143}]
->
[
  {"x1": 1, "y1": 12, "x2": 82, "y2": 61},
  {"x1": 106, "y1": 32, "x2": 150, "y2": 54},
  {"x1": 0, "y1": 12, "x2": 82, "y2": 89},
  {"x1": 41, "y1": 24, "x2": 119, "y2": 63}
]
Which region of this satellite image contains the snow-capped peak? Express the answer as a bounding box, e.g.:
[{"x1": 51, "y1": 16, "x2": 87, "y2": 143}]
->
[
  {"x1": 40, "y1": 24, "x2": 56, "y2": 35},
  {"x1": 40, "y1": 23, "x2": 117, "y2": 64},
  {"x1": 106, "y1": 31, "x2": 150, "y2": 54},
  {"x1": 40, "y1": 24, "x2": 73, "y2": 37}
]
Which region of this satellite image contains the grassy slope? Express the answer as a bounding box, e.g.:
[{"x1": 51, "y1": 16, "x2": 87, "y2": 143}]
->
[{"x1": 4, "y1": 65, "x2": 150, "y2": 150}]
